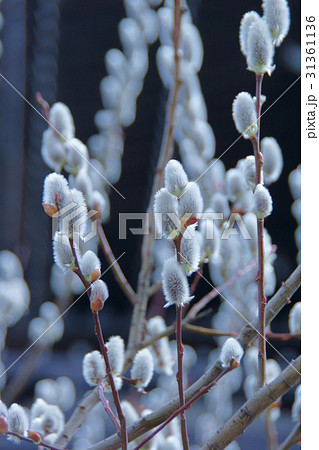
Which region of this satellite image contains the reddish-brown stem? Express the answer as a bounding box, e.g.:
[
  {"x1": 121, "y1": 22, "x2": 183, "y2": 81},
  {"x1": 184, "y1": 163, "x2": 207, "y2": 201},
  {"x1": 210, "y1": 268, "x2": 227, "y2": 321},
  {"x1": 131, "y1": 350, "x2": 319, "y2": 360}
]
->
[
  {"x1": 133, "y1": 366, "x2": 232, "y2": 450},
  {"x1": 93, "y1": 312, "x2": 128, "y2": 449},
  {"x1": 35, "y1": 91, "x2": 50, "y2": 121},
  {"x1": 98, "y1": 380, "x2": 121, "y2": 433},
  {"x1": 97, "y1": 222, "x2": 137, "y2": 305},
  {"x1": 121, "y1": 376, "x2": 137, "y2": 386},
  {"x1": 189, "y1": 264, "x2": 203, "y2": 295},
  {"x1": 4, "y1": 431, "x2": 63, "y2": 450},
  {"x1": 69, "y1": 237, "x2": 127, "y2": 447},
  {"x1": 176, "y1": 305, "x2": 190, "y2": 450},
  {"x1": 69, "y1": 238, "x2": 91, "y2": 294},
  {"x1": 252, "y1": 73, "x2": 266, "y2": 387},
  {"x1": 266, "y1": 332, "x2": 301, "y2": 341}
]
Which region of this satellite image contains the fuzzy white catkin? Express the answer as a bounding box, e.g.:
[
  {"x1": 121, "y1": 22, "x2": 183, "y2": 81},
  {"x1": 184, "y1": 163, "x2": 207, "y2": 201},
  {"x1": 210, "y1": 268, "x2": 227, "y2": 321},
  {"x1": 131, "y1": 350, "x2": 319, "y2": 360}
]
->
[
  {"x1": 120, "y1": 401, "x2": 139, "y2": 426},
  {"x1": 288, "y1": 165, "x2": 301, "y2": 200},
  {"x1": 7, "y1": 403, "x2": 28, "y2": 440},
  {"x1": 79, "y1": 250, "x2": 101, "y2": 281},
  {"x1": 210, "y1": 192, "x2": 230, "y2": 217},
  {"x1": 180, "y1": 227, "x2": 201, "y2": 275},
  {"x1": 288, "y1": 302, "x2": 301, "y2": 334},
  {"x1": 39, "y1": 404, "x2": 64, "y2": 436},
  {"x1": 292, "y1": 385, "x2": 301, "y2": 422},
  {"x1": 74, "y1": 167, "x2": 93, "y2": 200},
  {"x1": 131, "y1": 348, "x2": 154, "y2": 391},
  {"x1": 261, "y1": 137, "x2": 283, "y2": 185},
  {"x1": 146, "y1": 316, "x2": 174, "y2": 375},
  {"x1": 65, "y1": 138, "x2": 89, "y2": 174},
  {"x1": 53, "y1": 232, "x2": 75, "y2": 271},
  {"x1": 154, "y1": 188, "x2": 180, "y2": 239},
  {"x1": 246, "y1": 16, "x2": 275, "y2": 74},
  {"x1": 106, "y1": 336, "x2": 125, "y2": 375},
  {"x1": 239, "y1": 11, "x2": 261, "y2": 57},
  {"x1": 61, "y1": 187, "x2": 86, "y2": 211},
  {"x1": 232, "y1": 92, "x2": 257, "y2": 139},
  {"x1": 178, "y1": 182, "x2": 203, "y2": 221},
  {"x1": 82, "y1": 351, "x2": 106, "y2": 386},
  {"x1": 219, "y1": 338, "x2": 244, "y2": 368},
  {"x1": 226, "y1": 168, "x2": 246, "y2": 200},
  {"x1": 56, "y1": 376, "x2": 76, "y2": 412},
  {"x1": 43, "y1": 173, "x2": 69, "y2": 209},
  {"x1": 41, "y1": 129, "x2": 67, "y2": 173},
  {"x1": 0, "y1": 400, "x2": 8, "y2": 418},
  {"x1": 162, "y1": 256, "x2": 192, "y2": 308},
  {"x1": 252, "y1": 184, "x2": 273, "y2": 219},
  {"x1": 49, "y1": 102, "x2": 75, "y2": 141},
  {"x1": 90, "y1": 280, "x2": 109, "y2": 303},
  {"x1": 243, "y1": 155, "x2": 257, "y2": 189},
  {"x1": 266, "y1": 359, "x2": 281, "y2": 383},
  {"x1": 262, "y1": 0, "x2": 290, "y2": 47},
  {"x1": 164, "y1": 159, "x2": 189, "y2": 197}
]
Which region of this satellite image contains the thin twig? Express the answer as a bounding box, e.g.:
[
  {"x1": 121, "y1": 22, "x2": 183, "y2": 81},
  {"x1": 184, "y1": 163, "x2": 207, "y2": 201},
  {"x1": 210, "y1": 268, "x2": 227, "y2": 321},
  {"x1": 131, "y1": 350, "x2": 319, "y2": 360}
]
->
[
  {"x1": 183, "y1": 324, "x2": 300, "y2": 341},
  {"x1": 252, "y1": 73, "x2": 266, "y2": 387},
  {"x1": 127, "y1": 0, "x2": 183, "y2": 353},
  {"x1": 278, "y1": 422, "x2": 301, "y2": 450},
  {"x1": 93, "y1": 312, "x2": 128, "y2": 449},
  {"x1": 201, "y1": 356, "x2": 301, "y2": 450},
  {"x1": 3, "y1": 431, "x2": 63, "y2": 450},
  {"x1": 98, "y1": 380, "x2": 121, "y2": 433},
  {"x1": 176, "y1": 306, "x2": 190, "y2": 449},
  {"x1": 97, "y1": 223, "x2": 136, "y2": 305}
]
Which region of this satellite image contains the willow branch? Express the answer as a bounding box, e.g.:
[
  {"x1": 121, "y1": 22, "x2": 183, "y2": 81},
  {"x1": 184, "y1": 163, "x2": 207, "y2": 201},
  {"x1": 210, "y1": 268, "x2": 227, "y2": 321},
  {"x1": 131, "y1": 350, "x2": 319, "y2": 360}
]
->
[
  {"x1": 93, "y1": 312, "x2": 128, "y2": 449},
  {"x1": 97, "y1": 223, "x2": 136, "y2": 305},
  {"x1": 134, "y1": 366, "x2": 233, "y2": 450},
  {"x1": 98, "y1": 380, "x2": 121, "y2": 433},
  {"x1": 201, "y1": 356, "x2": 301, "y2": 450},
  {"x1": 176, "y1": 305, "x2": 190, "y2": 449},
  {"x1": 251, "y1": 72, "x2": 266, "y2": 388},
  {"x1": 127, "y1": 0, "x2": 183, "y2": 352},
  {"x1": 54, "y1": 388, "x2": 99, "y2": 449},
  {"x1": 183, "y1": 324, "x2": 300, "y2": 341},
  {"x1": 4, "y1": 431, "x2": 65, "y2": 450},
  {"x1": 278, "y1": 422, "x2": 301, "y2": 450},
  {"x1": 88, "y1": 265, "x2": 300, "y2": 450}
]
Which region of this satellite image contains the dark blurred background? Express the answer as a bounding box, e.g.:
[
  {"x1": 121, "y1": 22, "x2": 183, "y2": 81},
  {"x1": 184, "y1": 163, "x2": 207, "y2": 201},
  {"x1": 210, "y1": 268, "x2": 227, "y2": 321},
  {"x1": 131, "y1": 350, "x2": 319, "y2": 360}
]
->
[{"x1": 0, "y1": 0, "x2": 300, "y2": 447}]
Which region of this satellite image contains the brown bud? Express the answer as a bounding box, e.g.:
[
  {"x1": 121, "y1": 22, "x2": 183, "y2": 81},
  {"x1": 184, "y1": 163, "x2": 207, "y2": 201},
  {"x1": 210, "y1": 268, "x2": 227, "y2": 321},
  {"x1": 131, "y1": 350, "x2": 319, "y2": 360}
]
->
[
  {"x1": 0, "y1": 415, "x2": 8, "y2": 434},
  {"x1": 42, "y1": 203, "x2": 58, "y2": 217},
  {"x1": 27, "y1": 430, "x2": 42, "y2": 444},
  {"x1": 90, "y1": 297, "x2": 104, "y2": 313},
  {"x1": 91, "y1": 268, "x2": 101, "y2": 283},
  {"x1": 230, "y1": 360, "x2": 240, "y2": 370}
]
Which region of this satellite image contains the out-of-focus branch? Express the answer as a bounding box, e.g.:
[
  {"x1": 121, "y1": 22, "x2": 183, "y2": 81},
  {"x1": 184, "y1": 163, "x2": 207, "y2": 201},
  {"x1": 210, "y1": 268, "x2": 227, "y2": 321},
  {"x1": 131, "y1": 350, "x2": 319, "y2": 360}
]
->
[
  {"x1": 278, "y1": 423, "x2": 301, "y2": 450},
  {"x1": 127, "y1": 0, "x2": 183, "y2": 352},
  {"x1": 54, "y1": 389, "x2": 99, "y2": 449},
  {"x1": 200, "y1": 356, "x2": 301, "y2": 450}
]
